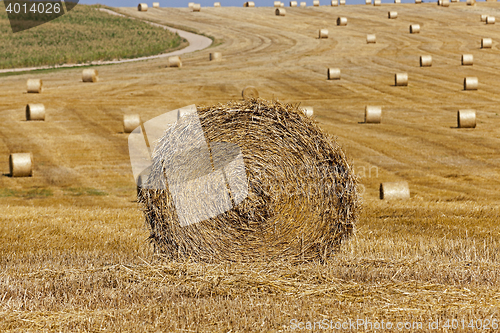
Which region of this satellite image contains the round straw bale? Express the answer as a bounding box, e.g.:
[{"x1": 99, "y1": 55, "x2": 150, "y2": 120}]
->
[
  {"x1": 214, "y1": 2, "x2": 221, "y2": 6},
  {"x1": 437, "y1": 0, "x2": 442, "y2": 5},
  {"x1": 339, "y1": 0, "x2": 346, "y2": 4},
  {"x1": 138, "y1": 99, "x2": 359, "y2": 262},
  {"x1": 365, "y1": 0, "x2": 371, "y2": 4},
  {"x1": 276, "y1": 7, "x2": 286, "y2": 15},
  {"x1": 388, "y1": 11, "x2": 398, "y2": 18},
  {"x1": 303, "y1": 106, "x2": 314, "y2": 117},
  {"x1": 394, "y1": 0, "x2": 401, "y2": 3},
  {"x1": 313, "y1": 0, "x2": 320, "y2": 5},
  {"x1": 380, "y1": 182, "x2": 410, "y2": 200},
  {"x1": 420, "y1": 55, "x2": 432, "y2": 67},
  {"x1": 487, "y1": 16, "x2": 495, "y2": 24},
  {"x1": 188, "y1": 2, "x2": 194, "y2": 8},
  {"x1": 26, "y1": 104, "x2": 45, "y2": 121},
  {"x1": 9, "y1": 153, "x2": 33, "y2": 177},
  {"x1": 466, "y1": 0, "x2": 476, "y2": 5},
  {"x1": 461, "y1": 54, "x2": 473, "y2": 65},
  {"x1": 373, "y1": 0, "x2": 381, "y2": 6},
  {"x1": 481, "y1": 14, "x2": 488, "y2": 22},
  {"x1": 441, "y1": 0, "x2": 450, "y2": 6},
  {"x1": 365, "y1": 106, "x2": 382, "y2": 123},
  {"x1": 274, "y1": 0, "x2": 281, "y2": 6},
  {"x1": 415, "y1": 0, "x2": 422, "y2": 3},
  {"x1": 300, "y1": 1, "x2": 307, "y2": 6},
  {"x1": 395, "y1": 73, "x2": 408, "y2": 86},
  {"x1": 244, "y1": 1, "x2": 255, "y2": 6},
  {"x1": 281, "y1": 2, "x2": 285, "y2": 6},
  {"x1": 410, "y1": 24, "x2": 420, "y2": 33},
  {"x1": 457, "y1": 109, "x2": 476, "y2": 128},
  {"x1": 168, "y1": 56, "x2": 182, "y2": 68},
  {"x1": 192, "y1": 3, "x2": 201, "y2": 11},
  {"x1": 123, "y1": 114, "x2": 141, "y2": 133},
  {"x1": 82, "y1": 69, "x2": 98, "y2": 82},
  {"x1": 27, "y1": 79, "x2": 42, "y2": 93},
  {"x1": 319, "y1": 28, "x2": 328, "y2": 38},
  {"x1": 464, "y1": 77, "x2": 478, "y2": 90},
  {"x1": 290, "y1": 1, "x2": 297, "y2": 6},
  {"x1": 210, "y1": 52, "x2": 222, "y2": 61},
  {"x1": 328, "y1": 68, "x2": 341, "y2": 80},
  {"x1": 481, "y1": 38, "x2": 492, "y2": 48},
  {"x1": 366, "y1": 34, "x2": 376, "y2": 44},
  {"x1": 138, "y1": 3, "x2": 148, "y2": 11},
  {"x1": 242, "y1": 86, "x2": 259, "y2": 99},
  {"x1": 152, "y1": 2, "x2": 160, "y2": 8},
  {"x1": 331, "y1": 0, "x2": 338, "y2": 5},
  {"x1": 337, "y1": 17, "x2": 347, "y2": 26}
]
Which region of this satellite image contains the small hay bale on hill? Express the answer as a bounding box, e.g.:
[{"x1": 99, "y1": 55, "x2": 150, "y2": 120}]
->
[
  {"x1": 328, "y1": 68, "x2": 341, "y2": 80},
  {"x1": 339, "y1": 0, "x2": 346, "y2": 5},
  {"x1": 300, "y1": 1, "x2": 307, "y2": 6},
  {"x1": 214, "y1": 2, "x2": 221, "y2": 6},
  {"x1": 168, "y1": 56, "x2": 182, "y2": 67},
  {"x1": 487, "y1": 16, "x2": 495, "y2": 24},
  {"x1": 467, "y1": 0, "x2": 476, "y2": 5},
  {"x1": 27, "y1": 79, "x2": 42, "y2": 93},
  {"x1": 82, "y1": 69, "x2": 98, "y2": 82},
  {"x1": 388, "y1": 11, "x2": 398, "y2": 18},
  {"x1": 365, "y1": 106, "x2": 381, "y2": 123},
  {"x1": 365, "y1": 0, "x2": 371, "y2": 4},
  {"x1": 192, "y1": 3, "x2": 201, "y2": 11},
  {"x1": 319, "y1": 28, "x2": 328, "y2": 38},
  {"x1": 481, "y1": 14, "x2": 488, "y2": 22},
  {"x1": 464, "y1": 77, "x2": 478, "y2": 90},
  {"x1": 410, "y1": 24, "x2": 420, "y2": 33},
  {"x1": 276, "y1": 7, "x2": 286, "y2": 15},
  {"x1": 394, "y1": 0, "x2": 401, "y2": 3},
  {"x1": 210, "y1": 52, "x2": 222, "y2": 61},
  {"x1": 441, "y1": 0, "x2": 450, "y2": 6},
  {"x1": 138, "y1": 3, "x2": 148, "y2": 11},
  {"x1": 138, "y1": 99, "x2": 360, "y2": 262},
  {"x1": 274, "y1": 1, "x2": 281, "y2": 6},
  {"x1": 290, "y1": 1, "x2": 297, "y2": 6},
  {"x1": 337, "y1": 17, "x2": 347, "y2": 26},
  {"x1": 153, "y1": 2, "x2": 160, "y2": 8},
  {"x1": 242, "y1": 86, "x2": 259, "y2": 99},
  {"x1": 420, "y1": 55, "x2": 432, "y2": 67},
  {"x1": 380, "y1": 182, "x2": 410, "y2": 200},
  {"x1": 9, "y1": 153, "x2": 33, "y2": 177},
  {"x1": 462, "y1": 54, "x2": 473, "y2": 65},
  {"x1": 457, "y1": 109, "x2": 476, "y2": 128},
  {"x1": 482, "y1": 38, "x2": 492, "y2": 48},
  {"x1": 244, "y1": 1, "x2": 255, "y2": 6},
  {"x1": 26, "y1": 104, "x2": 45, "y2": 121},
  {"x1": 366, "y1": 34, "x2": 376, "y2": 44},
  {"x1": 331, "y1": 0, "x2": 338, "y2": 5},
  {"x1": 124, "y1": 114, "x2": 141, "y2": 133},
  {"x1": 188, "y1": 2, "x2": 195, "y2": 8},
  {"x1": 395, "y1": 73, "x2": 408, "y2": 86},
  {"x1": 373, "y1": 0, "x2": 381, "y2": 6},
  {"x1": 313, "y1": 0, "x2": 320, "y2": 5},
  {"x1": 415, "y1": 0, "x2": 422, "y2": 3}
]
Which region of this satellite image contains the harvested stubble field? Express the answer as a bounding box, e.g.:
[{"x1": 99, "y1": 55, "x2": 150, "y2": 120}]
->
[{"x1": 1, "y1": 2, "x2": 500, "y2": 331}]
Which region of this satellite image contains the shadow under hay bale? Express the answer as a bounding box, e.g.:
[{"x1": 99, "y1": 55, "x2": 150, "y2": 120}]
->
[{"x1": 138, "y1": 99, "x2": 359, "y2": 262}]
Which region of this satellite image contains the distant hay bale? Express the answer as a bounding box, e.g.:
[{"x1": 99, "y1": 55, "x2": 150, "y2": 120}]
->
[
  {"x1": 192, "y1": 3, "x2": 201, "y2": 11},
  {"x1": 9, "y1": 153, "x2": 33, "y2": 177},
  {"x1": 457, "y1": 109, "x2": 476, "y2": 128},
  {"x1": 415, "y1": 0, "x2": 421, "y2": 3},
  {"x1": 319, "y1": 29, "x2": 328, "y2": 38},
  {"x1": 481, "y1": 14, "x2": 488, "y2": 22},
  {"x1": 313, "y1": 0, "x2": 320, "y2": 5},
  {"x1": 441, "y1": 0, "x2": 450, "y2": 6},
  {"x1": 276, "y1": 7, "x2": 286, "y2": 15},
  {"x1": 339, "y1": 0, "x2": 346, "y2": 5},
  {"x1": 327, "y1": 68, "x2": 341, "y2": 80},
  {"x1": 464, "y1": 77, "x2": 478, "y2": 90},
  {"x1": 27, "y1": 79, "x2": 42, "y2": 93},
  {"x1": 462, "y1": 54, "x2": 473, "y2": 65},
  {"x1": 303, "y1": 106, "x2": 314, "y2": 117},
  {"x1": 82, "y1": 69, "x2": 98, "y2": 82},
  {"x1": 380, "y1": 182, "x2": 410, "y2": 200},
  {"x1": 420, "y1": 55, "x2": 432, "y2": 67},
  {"x1": 486, "y1": 16, "x2": 495, "y2": 24},
  {"x1": 281, "y1": 2, "x2": 285, "y2": 6},
  {"x1": 188, "y1": 2, "x2": 194, "y2": 8},
  {"x1": 290, "y1": 1, "x2": 297, "y2": 6},
  {"x1": 274, "y1": 0, "x2": 281, "y2": 6},
  {"x1": 481, "y1": 38, "x2": 492, "y2": 48},
  {"x1": 365, "y1": 106, "x2": 382, "y2": 123},
  {"x1": 331, "y1": 0, "x2": 338, "y2": 5},
  {"x1": 366, "y1": 34, "x2": 376, "y2": 44},
  {"x1": 337, "y1": 17, "x2": 347, "y2": 26},
  {"x1": 138, "y1": 3, "x2": 148, "y2": 11},
  {"x1": 395, "y1": 73, "x2": 408, "y2": 86},
  {"x1": 214, "y1": 2, "x2": 221, "y2": 6},
  {"x1": 152, "y1": 2, "x2": 160, "y2": 8},
  {"x1": 388, "y1": 11, "x2": 398, "y2": 19},
  {"x1": 365, "y1": 0, "x2": 371, "y2": 4},
  {"x1": 26, "y1": 104, "x2": 45, "y2": 121},
  {"x1": 394, "y1": 0, "x2": 401, "y2": 3},
  {"x1": 244, "y1": 1, "x2": 255, "y2": 6},
  {"x1": 210, "y1": 52, "x2": 222, "y2": 61},
  {"x1": 300, "y1": 1, "x2": 307, "y2": 6},
  {"x1": 242, "y1": 86, "x2": 259, "y2": 99},
  {"x1": 373, "y1": 0, "x2": 381, "y2": 5},
  {"x1": 138, "y1": 99, "x2": 359, "y2": 262},
  {"x1": 124, "y1": 114, "x2": 141, "y2": 133},
  {"x1": 410, "y1": 24, "x2": 420, "y2": 33},
  {"x1": 168, "y1": 56, "x2": 182, "y2": 67},
  {"x1": 466, "y1": 0, "x2": 475, "y2": 5},
  {"x1": 437, "y1": 0, "x2": 442, "y2": 5}
]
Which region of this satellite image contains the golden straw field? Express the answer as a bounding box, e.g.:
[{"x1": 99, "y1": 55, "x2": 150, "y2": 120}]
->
[{"x1": 1, "y1": 2, "x2": 500, "y2": 331}]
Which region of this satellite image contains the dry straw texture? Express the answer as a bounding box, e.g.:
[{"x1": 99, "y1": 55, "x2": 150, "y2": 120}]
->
[
  {"x1": 9, "y1": 153, "x2": 33, "y2": 177},
  {"x1": 123, "y1": 114, "x2": 141, "y2": 133},
  {"x1": 364, "y1": 106, "x2": 382, "y2": 123},
  {"x1": 290, "y1": 1, "x2": 297, "y2": 6},
  {"x1": 26, "y1": 104, "x2": 45, "y2": 121},
  {"x1": 276, "y1": 7, "x2": 286, "y2": 15},
  {"x1": 388, "y1": 11, "x2": 398, "y2": 19},
  {"x1": 462, "y1": 54, "x2": 473, "y2": 65},
  {"x1": 242, "y1": 86, "x2": 259, "y2": 99},
  {"x1": 337, "y1": 17, "x2": 348, "y2": 26},
  {"x1": 209, "y1": 52, "x2": 222, "y2": 61},
  {"x1": 214, "y1": 2, "x2": 221, "y2": 6},
  {"x1": 319, "y1": 28, "x2": 328, "y2": 38},
  {"x1": 152, "y1": 2, "x2": 160, "y2": 8},
  {"x1": 331, "y1": 0, "x2": 338, "y2": 5},
  {"x1": 138, "y1": 99, "x2": 359, "y2": 262},
  {"x1": 366, "y1": 34, "x2": 376, "y2": 44},
  {"x1": 410, "y1": 24, "x2": 420, "y2": 33},
  {"x1": 82, "y1": 69, "x2": 98, "y2": 82},
  {"x1": 313, "y1": 0, "x2": 320, "y2": 5},
  {"x1": 168, "y1": 56, "x2": 182, "y2": 68},
  {"x1": 27, "y1": 79, "x2": 42, "y2": 93},
  {"x1": 395, "y1": 73, "x2": 408, "y2": 86},
  {"x1": 379, "y1": 182, "x2": 410, "y2": 200},
  {"x1": 420, "y1": 55, "x2": 432, "y2": 67},
  {"x1": 458, "y1": 109, "x2": 476, "y2": 128},
  {"x1": 244, "y1": 1, "x2": 255, "y2": 6},
  {"x1": 464, "y1": 77, "x2": 478, "y2": 90},
  {"x1": 137, "y1": 3, "x2": 148, "y2": 11},
  {"x1": 487, "y1": 16, "x2": 496, "y2": 24},
  {"x1": 192, "y1": 4, "x2": 201, "y2": 11},
  {"x1": 328, "y1": 68, "x2": 341, "y2": 80},
  {"x1": 482, "y1": 38, "x2": 492, "y2": 48}
]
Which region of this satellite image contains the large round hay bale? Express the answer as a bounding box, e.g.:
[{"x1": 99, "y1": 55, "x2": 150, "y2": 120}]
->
[
  {"x1": 410, "y1": 24, "x2": 420, "y2": 33},
  {"x1": 464, "y1": 77, "x2": 478, "y2": 90},
  {"x1": 365, "y1": 106, "x2": 381, "y2": 123},
  {"x1": 210, "y1": 52, "x2": 222, "y2": 61},
  {"x1": 276, "y1": 7, "x2": 286, "y2": 15},
  {"x1": 395, "y1": 73, "x2": 408, "y2": 86},
  {"x1": 290, "y1": 1, "x2": 297, "y2": 6},
  {"x1": 487, "y1": 16, "x2": 496, "y2": 24},
  {"x1": 168, "y1": 56, "x2": 182, "y2": 67},
  {"x1": 366, "y1": 34, "x2": 376, "y2": 44},
  {"x1": 153, "y1": 2, "x2": 160, "y2": 8},
  {"x1": 462, "y1": 54, "x2": 473, "y2": 65},
  {"x1": 9, "y1": 153, "x2": 33, "y2": 177},
  {"x1": 481, "y1": 38, "x2": 492, "y2": 48},
  {"x1": 26, "y1": 104, "x2": 45, "y2": 121},
  {"x1": 138, "y1": 3, "x2": 148, "y2": 11},
  {"x1": 124, "y1": 114, "x2": 141, "y2": 133},
  {"x1": 242, "y1": 86, "x2": 259, "y2": 99},
  {"x1": 138, "y1": 99, "x2": 359, "y2": 262},
  {"x1": 337, "y1": 17, "x2": 347, "y2": 26},
  {"x1": 457, "y1": 109, "x2": 476, "y2": 128},
  {"x1": 192, "y1": 3, "x2": 201, "y2": 11},
  {"x1": 380, "y1": 182, "x2": 410, "y2": 200},
  {"x1": 388, "y1": 11, "x2": 398, "y2": 19},
  {"x1": 420, "y1": 55, "x2": 432, "y2": 67},
  {"x1": 373, "y1": 0, "x2": 381, "y2": 6},
  {"x1": 82, "y1": 69, "x2": 98, "y2": 82},
  {"x1": 319, "y1": 28, "x2": 328, "y2": 38},
  {"x1": 328, "y1": 68, "x2": 341, "y2": 80},
  {"x1": 27, "y1": 79, "x2": 42, "y2": 93}
]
